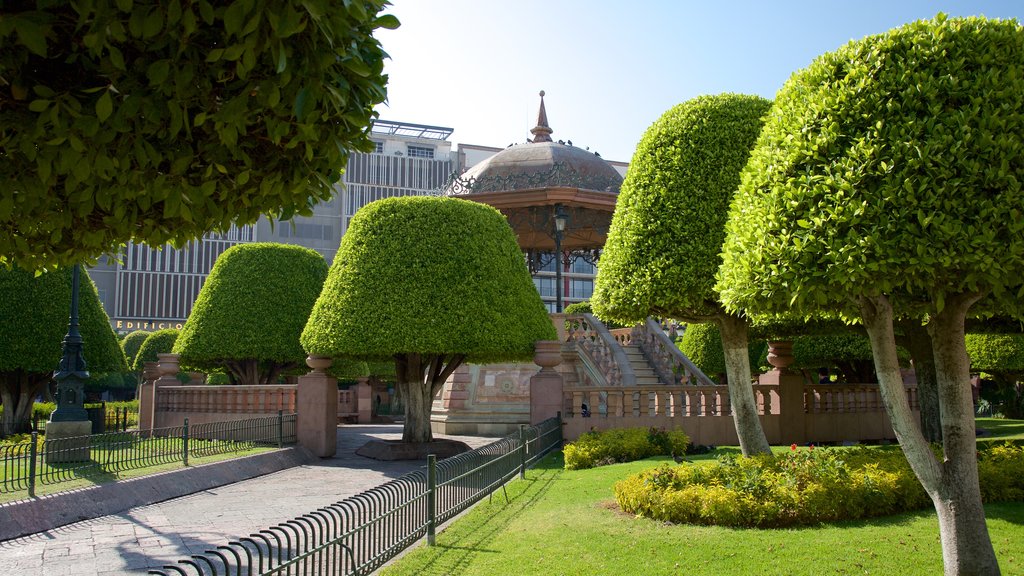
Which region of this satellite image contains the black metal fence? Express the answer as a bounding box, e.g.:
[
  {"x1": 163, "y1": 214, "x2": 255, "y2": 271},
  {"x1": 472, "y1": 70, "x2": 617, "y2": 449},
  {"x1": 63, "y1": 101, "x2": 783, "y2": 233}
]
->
[
  {"x1": 148, "y1": 416, "x2": 563, "y2": 576},
  {"x1": 1, "y1": 413, "x2": 297, "y2": 497},
  {"x1": 30, "y1": 402, "x2": 140, "y2": 434}
]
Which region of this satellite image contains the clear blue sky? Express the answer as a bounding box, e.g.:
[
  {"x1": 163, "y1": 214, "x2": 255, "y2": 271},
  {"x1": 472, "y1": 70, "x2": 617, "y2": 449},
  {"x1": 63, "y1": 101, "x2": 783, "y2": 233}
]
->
[{"x1": 375, "y1": 1, "x2": 1024, "y2": 163}]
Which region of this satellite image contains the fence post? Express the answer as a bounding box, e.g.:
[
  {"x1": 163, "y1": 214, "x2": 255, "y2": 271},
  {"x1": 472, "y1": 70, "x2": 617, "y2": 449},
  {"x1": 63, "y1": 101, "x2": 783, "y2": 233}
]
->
[
  {"x1": 427, "y1": 454, "x2": 437, "y2": 546},
  {"x1": 28, "y1": 431, "x2": 38, "y2": 498},
  {"x1": 182, "y1": 418, "x2": 189, "y2": 467},
  {"x1": 277, "y1": 410, "x2": 283, "y2": 449},
  {"x1": 518, "y1": 424, "x2": 527, "y2": 480}
]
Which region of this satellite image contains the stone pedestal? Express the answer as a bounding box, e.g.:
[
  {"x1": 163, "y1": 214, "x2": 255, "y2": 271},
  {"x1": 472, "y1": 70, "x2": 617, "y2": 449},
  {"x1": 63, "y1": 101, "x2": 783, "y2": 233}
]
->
[
  {"x1": 356, "y1": 378, "x2": 372, "y2": 424},
  {"x1": 44, "y1": 420, "x2": 92, "y2": 463},
  {"x1": 760, "y1": 345, "x2": 805, "y2": 444},
  {"x1": 530, "y1": 340, "x2": 564, "y2": 425},
  {"x1": 297, "y1": 356, "x2": 339, "y2": 457}
]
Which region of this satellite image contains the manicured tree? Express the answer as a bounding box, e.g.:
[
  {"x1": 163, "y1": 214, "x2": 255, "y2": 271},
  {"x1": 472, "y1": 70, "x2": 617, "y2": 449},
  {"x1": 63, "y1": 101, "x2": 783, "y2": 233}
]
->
[
  {"x1": 174, "y1": 243, "x2": 328, "y2": 385},
  {"x1": 132, "y1": 329, "x2": 180, "y2": 373},
  {"x1": 0, "y1": 267, "x2": 126, "y2": 436},
  {"x1": 792, "y1": 333, "x2": 878, "y2": 383},
  {"x1": 717, "y1": 16, "x2": 1024, "y2": 574},
  {"x1": 965, "y1": 333, "x2": 1024, "y2": 418},
  {"x1": 121, "y1": 330, "x2": 151, "y2": 370},
  {"x1": 592, "y1": 94, "x2": 773, "y2": 455},
  {"x1": 0, "y1": 0, "x2": 396, "y2": 270},
  {"x1": 302, "y1": 196, "x2": 556, "y2": 443}
]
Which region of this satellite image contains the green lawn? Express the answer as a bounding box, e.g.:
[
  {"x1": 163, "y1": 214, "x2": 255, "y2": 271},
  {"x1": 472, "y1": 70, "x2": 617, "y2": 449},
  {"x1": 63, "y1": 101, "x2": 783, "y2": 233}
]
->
[
  {"x1": 383, "y1": 449, "x2": 1024, "y2": 576},
  {"x1": 977, "y1": 417, "x2": 1024, "y2": 440}
]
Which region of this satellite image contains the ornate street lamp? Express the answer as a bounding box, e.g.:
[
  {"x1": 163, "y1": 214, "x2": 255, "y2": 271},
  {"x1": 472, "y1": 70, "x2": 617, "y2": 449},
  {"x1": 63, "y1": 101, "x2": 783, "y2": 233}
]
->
[
  {"x1": 50, "y1": 264, "x2": 89, "y2": 422},
  {"x1": 553, "y1": 205, "x2": 568, "y2": 313}
]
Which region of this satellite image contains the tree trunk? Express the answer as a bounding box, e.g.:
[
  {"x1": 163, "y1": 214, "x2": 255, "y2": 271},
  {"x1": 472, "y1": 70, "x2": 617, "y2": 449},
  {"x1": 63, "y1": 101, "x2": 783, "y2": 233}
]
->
[
  {"x1": 1, "y1": 370, "x2": 48, "y2": 437},
  {"x1": 396, "y1": 353, "x2": 466, "y2": 443},
  {"x1": 717, "y1": 314, "x2": 771, "y2": 456},
  {"x1": 928, "y1": 294, "x2": 1000, "y2": 576},
  {"x1": 898, "y1": 320, "x2": 942, "y2": 444},
  {"x1": 862, "y1": 294, "x2": 1000, "y2": 576}
]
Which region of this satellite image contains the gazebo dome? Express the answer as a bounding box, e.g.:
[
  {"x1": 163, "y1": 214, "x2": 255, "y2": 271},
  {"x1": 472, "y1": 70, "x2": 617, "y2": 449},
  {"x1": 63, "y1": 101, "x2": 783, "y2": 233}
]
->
[{"x1": 448, "y1": 91, "x2": 623, "y2": 195}]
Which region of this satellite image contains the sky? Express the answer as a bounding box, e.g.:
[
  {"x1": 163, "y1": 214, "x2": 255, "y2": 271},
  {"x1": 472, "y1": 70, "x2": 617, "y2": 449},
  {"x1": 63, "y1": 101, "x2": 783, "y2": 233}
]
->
[{"x1": 374, "y1": 0, "x2": 1024, "y2": 163}]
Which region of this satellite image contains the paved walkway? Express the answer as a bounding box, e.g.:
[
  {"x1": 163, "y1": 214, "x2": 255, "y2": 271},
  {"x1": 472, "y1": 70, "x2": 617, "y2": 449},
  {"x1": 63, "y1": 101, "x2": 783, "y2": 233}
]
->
[{"x1": 0, "y1": 426, "x2": 499, "y2": 576}]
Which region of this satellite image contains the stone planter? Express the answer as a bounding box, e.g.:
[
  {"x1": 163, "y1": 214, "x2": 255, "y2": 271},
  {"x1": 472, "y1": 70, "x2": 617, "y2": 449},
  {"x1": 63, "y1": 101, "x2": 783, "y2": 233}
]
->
[
  {"x1": 306, "y1": 355, "x2": 333, "y2": 374},
  {"x1": 533, "y1": 340, "x2": 562, "y2": 372},
  {"x1": 767, "y1": 340, "x2": 795, "y2": 372}
]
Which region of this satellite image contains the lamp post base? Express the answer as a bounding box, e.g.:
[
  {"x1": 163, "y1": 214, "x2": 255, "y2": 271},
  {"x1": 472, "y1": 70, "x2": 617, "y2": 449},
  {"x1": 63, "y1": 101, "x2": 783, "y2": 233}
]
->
[{"x1": 44, "y1": 420, "x2": 92, "y2": 463}]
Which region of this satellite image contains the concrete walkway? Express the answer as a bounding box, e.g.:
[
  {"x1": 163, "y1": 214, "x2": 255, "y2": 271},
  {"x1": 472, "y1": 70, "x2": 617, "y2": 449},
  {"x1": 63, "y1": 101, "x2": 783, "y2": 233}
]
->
[{"x1": 0, "y1": 426, "x2": 499, "y2": 576}]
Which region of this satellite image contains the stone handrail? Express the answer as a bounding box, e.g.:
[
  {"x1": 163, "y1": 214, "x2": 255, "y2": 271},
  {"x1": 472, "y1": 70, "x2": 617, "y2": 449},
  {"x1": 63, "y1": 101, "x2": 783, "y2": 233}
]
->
[
  {"x1": 632, "y1": 318, "x2": 717, "y2": 386},
  {"x1": 155, "y1": 385, "x2": 297, "y2": 414},
  {"x1": 804, "y1": 383, "x2": 919, "y2": 413},
  {"x1": 563, "y1": 384, "x2": 780, "y2": 418},
  {"x1": 562, "y1": 313, "x2": 637, "y2": 386}
]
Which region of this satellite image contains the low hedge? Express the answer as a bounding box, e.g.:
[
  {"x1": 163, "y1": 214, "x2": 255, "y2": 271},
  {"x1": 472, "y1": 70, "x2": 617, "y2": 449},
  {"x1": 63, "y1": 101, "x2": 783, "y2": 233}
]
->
[
  {"x1": 564, "y1": 427, "x2": 690, "y2": 470},
  {"x1": 615, "y1": 443, "x2": 1024, "y2": 527}
]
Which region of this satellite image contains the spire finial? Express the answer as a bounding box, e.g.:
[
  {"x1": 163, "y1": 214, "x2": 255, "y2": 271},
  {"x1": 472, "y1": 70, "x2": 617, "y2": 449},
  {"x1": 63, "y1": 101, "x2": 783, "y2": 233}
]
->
[{"x1": 530, "y1": 90, "x2": 553, "y2": 143}]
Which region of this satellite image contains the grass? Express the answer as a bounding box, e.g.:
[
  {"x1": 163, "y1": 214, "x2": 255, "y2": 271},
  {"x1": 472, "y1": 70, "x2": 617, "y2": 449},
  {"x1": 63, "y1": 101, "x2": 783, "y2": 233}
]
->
[
  {"x1": 977, "y1": 417, "x2": 1024, "y2": 440},
  {"x1": 382, "y1": 439, "x2": 1024, "y2": 575}
]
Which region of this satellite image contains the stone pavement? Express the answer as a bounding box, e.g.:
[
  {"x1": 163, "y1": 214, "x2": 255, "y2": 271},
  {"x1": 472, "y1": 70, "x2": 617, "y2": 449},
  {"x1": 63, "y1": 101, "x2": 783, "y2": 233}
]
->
[{"x1": 0, "y1": 425, "x2": 499, "y2": 576}]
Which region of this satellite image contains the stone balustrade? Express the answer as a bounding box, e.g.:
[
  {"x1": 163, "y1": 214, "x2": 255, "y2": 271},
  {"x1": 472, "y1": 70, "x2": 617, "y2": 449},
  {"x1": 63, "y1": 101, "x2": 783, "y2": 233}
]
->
[
  {"x1": 563, "y1": 313, "x2": 635, "y2": 386},
  {"x1": 151, "y1": 385, "x2": 296, "y2": 428},
  {"x1": 631, "y1": 318, "x2": 717, "y2": 386}
]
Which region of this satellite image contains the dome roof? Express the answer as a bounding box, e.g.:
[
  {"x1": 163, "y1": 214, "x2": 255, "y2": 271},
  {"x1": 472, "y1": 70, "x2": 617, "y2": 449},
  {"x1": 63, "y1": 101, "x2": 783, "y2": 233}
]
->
[{"x1": 448, "y1": 91, "x2": 623, "y2": 195}]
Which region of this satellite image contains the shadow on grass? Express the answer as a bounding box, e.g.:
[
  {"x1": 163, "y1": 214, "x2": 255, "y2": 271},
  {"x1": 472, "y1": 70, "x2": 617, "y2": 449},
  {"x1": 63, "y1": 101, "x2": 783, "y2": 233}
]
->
[{"x1": 395, "y1": 452, "x2": 563, "y2": 576}]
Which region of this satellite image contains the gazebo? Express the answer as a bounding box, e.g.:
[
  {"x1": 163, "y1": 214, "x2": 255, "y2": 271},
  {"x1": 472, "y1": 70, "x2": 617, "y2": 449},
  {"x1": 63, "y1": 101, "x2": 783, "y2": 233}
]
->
[{"x1": 430, "y1": 92, "x2": 625, "y2": 435}]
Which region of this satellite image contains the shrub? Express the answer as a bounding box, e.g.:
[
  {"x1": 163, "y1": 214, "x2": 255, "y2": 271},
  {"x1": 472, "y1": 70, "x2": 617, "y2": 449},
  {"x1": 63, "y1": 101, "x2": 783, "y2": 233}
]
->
[
  {"x1": 616, "y1": 444, "x2": 1024, "y2": 527},
  {"x1": 677, "y1": 323, "x2": 767, "y2": 382},
  {"x1": 563, "y1": 427, "x2": 689, "y2": 470},
  {"x1": 132, "y1": 329, "x2": 179, "y2": 372},
  {"x1": 120, "y1": 330, "x2": 152, "y2": 368}
]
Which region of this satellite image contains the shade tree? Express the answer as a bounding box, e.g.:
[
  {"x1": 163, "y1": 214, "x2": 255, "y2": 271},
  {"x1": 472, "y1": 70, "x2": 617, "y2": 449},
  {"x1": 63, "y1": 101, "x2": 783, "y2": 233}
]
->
[
  {"x1": 591, "y1": 94, "x2": 773, "y2": 455},
  {"x1": 174, "y1": 243, "x2": 328, "y2": 385},
  {"x1": 0, "y1": 267, "x2": 126, "y2": 436},
  {"x1": 717, "y1": 15, "x2": 1024, "y2": 574},
  {"x1": 301, "y1": 196, "x2": 555, "y2": 443},
  {"x1": 0, "y1": 0, "x2": 396, "y2": 270}
]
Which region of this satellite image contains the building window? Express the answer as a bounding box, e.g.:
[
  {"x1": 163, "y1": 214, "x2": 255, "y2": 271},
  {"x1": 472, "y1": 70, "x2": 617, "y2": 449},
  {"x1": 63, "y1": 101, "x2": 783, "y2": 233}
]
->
[
  {"x1": 571, "y1": 259, "x2": 595, "y2": 274},
  {"x1": 534, "y1": 277, "x2": 555, "y2": 298},
  {"x1": 570, "y1": 279, "x2": 593, "y2": 300},
  {"x1": 407, "y1": 145, "x2": 434, "y2": 159},
  {"x1": 372, "y1": 141, "x2": 384, "y2": 154}
]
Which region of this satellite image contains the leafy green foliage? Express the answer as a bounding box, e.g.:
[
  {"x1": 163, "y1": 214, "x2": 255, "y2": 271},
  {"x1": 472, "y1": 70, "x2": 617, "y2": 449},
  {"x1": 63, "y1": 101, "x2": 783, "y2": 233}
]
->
[
  {"x1": 120, "y1": 330, "x2": 151, "y2": 368},
  {"x1": 0, "y1": 0, "x2": 396, "y2": 269},
  {"x1": 174, "y1": 243, "x2": 327, "y2": 383},
  {"x1": 563, "y1": 427, "x2": 690, "y2": 470},
  {"x1": 792, "y1": 333, "x2": 873, "y2": 366},
  {"x1": 0, "y1": 267, "x2": 126, "y2": 374},
  {"x1": 563, "y1": 300, "x2": 625, "y2": 329},
  {"x1": 677, "y1": 323, "x2": 767, "y2": 379},
  {"x1": 132, "y1": 329, "x2": 179, "y2": 372},
  {"x1": 301, "y1": 196, "x2": 555, "y2": 362},
  {"x1": 967, "y1": 333, "x2": 1024, "y2": 374},
  {"x1": 718, "y1": 15, "x2": 1024, "y2": 318},
  {"x1": 616, "y1": 445, "x2": 938, "y2": 527},
  {"x1": 593, "y1": 94, "x2": 770, "y2": 325}
]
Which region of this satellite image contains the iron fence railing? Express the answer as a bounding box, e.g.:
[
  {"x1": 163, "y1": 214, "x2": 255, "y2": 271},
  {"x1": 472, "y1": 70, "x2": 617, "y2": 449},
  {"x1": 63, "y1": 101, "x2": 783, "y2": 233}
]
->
[
  {"x1": 1, "y1": 413, "x2": 297, "y2": 497},
  {"x1": 30, "y1": 402, "x2": 140, "y2": 434},
  {"x1": 148, "y1": 416, "x2": 564, "y2": 576}
]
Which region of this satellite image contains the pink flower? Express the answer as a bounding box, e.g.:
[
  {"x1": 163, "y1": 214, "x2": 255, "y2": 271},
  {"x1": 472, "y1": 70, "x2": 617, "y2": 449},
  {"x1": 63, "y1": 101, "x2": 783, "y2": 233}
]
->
[
  {"x1": 791, "y1": 443, "x2": 797, "y2": 451},
  {"x1": 809, "y1": 444, "x2": 815, "y2": 451}
]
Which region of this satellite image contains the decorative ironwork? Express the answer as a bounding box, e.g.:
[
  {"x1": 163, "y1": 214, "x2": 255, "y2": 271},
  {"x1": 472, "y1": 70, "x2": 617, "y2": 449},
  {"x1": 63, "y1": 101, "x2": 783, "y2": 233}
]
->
[
  {"x1": 147, "y1": 417, "x2": 563, "y2": 576},
  {"x1": 441, "y1": 161, "x2": 622, "y2": 195},
  {"x1": 51, "y1": 264, "x2": 89, "y2": 422}
]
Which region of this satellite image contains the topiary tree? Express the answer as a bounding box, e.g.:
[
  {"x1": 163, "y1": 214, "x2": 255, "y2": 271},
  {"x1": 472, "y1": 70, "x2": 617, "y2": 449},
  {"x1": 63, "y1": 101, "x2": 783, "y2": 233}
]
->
[
  {"x1": 716, "y1": 15, "x2": 1024, "y2": 574},
  {"x1": 0, "y1": 0, "x2": 396, "y2": 270},
  {"x1": 592, "y1": 94, "x2": 773, "y2": 455},
  {"x1": 792, "y1": 333, "x2": 878, "y2": 383},
  {"x1": 121, "y1": 330, "x2": 151, "y2": 370},
  {"x1": 0, "y1": 267, "x2": 126, "y2": 436},
  {"x1": 677, "y1": 323, "x2": 767, "y2": 385},
  {"x1": 132, "y1": 329, "x2": 180, "y2": 373},
  {"x1": 174, "y1": 243, "x2": 328, "y2": 385},
  {"x1": 965, "y1": 333, "x2": 1024, "y2": 418},
  {"x1": 302, "y1": 196, "x2": 556, "y2": 443}
]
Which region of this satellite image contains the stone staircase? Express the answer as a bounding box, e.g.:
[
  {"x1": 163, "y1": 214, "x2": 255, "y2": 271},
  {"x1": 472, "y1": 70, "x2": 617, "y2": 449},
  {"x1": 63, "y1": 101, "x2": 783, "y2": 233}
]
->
[{"x1": 622, "y1": 344, "x2": 663, "y2": 385}]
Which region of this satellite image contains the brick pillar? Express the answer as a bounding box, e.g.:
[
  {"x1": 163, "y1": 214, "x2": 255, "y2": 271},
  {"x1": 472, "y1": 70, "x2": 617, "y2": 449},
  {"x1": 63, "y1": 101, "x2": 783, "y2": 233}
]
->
[
  {"x1": 760, "y1": 341, "x2": 804, "y2": 444},
  {"x1": 297, "y1": 356, "x2": 338, "y2": 457},
  {"x1": 137, "y1": 362, "x2": 159, "y2": 432},
  {"x1": 530, "y1": 340, "x2": 563, "y2": 425},
  {"x1": 356, "y1": 377, "x2": 372, "y2": 424}
]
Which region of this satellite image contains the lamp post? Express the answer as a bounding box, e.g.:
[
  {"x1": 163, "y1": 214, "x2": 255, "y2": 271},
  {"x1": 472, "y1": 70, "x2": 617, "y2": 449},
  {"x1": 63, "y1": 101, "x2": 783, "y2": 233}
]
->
[
  {"x1": 553, "y1": 205, "x2": 568, "y2": 313},
  {"x1": 50, "y1": 264, "x2": 89, "y2": 422}
]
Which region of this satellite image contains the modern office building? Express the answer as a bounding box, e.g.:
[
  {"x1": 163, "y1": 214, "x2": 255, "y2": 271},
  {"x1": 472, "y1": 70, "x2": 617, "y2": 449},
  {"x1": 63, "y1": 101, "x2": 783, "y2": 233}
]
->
[{"x1": 91, "y1": 118, "x2": 626, "y2": 332}]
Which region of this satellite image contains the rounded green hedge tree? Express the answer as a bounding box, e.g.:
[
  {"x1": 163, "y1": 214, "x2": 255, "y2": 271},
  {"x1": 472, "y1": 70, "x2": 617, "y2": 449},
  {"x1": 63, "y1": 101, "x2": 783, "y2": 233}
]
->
[
  {"x1": 966, "y1": 332, "x2": 1024, "y2": 418},
  {"x1": 0, "y1": 267, "x2": 126, "y2": 436},
  {"x1": 0, "y1": 0, "x2": 396, "y2": 269},
  {"x1": 677, "y1": 323, "x2": 767, "y2": 384},
  {"x1": 132, "y1": 329, "x2": 180, "y2": 373},
  {"x1": 717, "y1": 15, "x2": 1024, "y2": 574},
  {"x1": 120, "y1": 330, "x2": 151, "y2": 369},
  {"x1": 592, "y1": 93, "x2": 772, "y2": 455},
  {"x1": 174, "y1": 243, "x2": 328, "y2": 385},
  {"x1": 302, "y1": 196, "x2": 556, "y2": 443},
  {"x1": 792, "y1": 334, "x2": 877, "y2": 383}
]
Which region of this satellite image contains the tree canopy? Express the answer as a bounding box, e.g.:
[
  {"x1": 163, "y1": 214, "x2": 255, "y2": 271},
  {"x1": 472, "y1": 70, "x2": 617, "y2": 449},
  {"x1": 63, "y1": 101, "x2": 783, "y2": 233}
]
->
[
  {"x1": 0, "y1": 267, "x2": 126, "y2": 435},
  {"x1": 0, "y1": 0, "x2": 397, "y2": 270},
  {"x1": 174, "y1": 242, "x2": 328, "y2": 385},
  {"x1": 677, "y1": 323, "x2": 767, "y2": 383},
  {"x1": 302, "y1": 196, "x2": 555, "y2": 363},
  {"x1": 716, "y1": 15, "x2": 1024, "y2": 574},
  {"x1": 592, "y1": 93, "x2": 771, "y2": 325},
  {"x1": 121, "y1": 330, "x2": 152, "y2": 369}
]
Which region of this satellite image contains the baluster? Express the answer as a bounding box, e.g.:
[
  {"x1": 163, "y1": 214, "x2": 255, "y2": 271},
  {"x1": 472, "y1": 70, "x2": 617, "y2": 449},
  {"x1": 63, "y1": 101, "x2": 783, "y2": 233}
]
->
[{"x1": 607, "y1": 390, "x2": 622, "y2": 418}]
